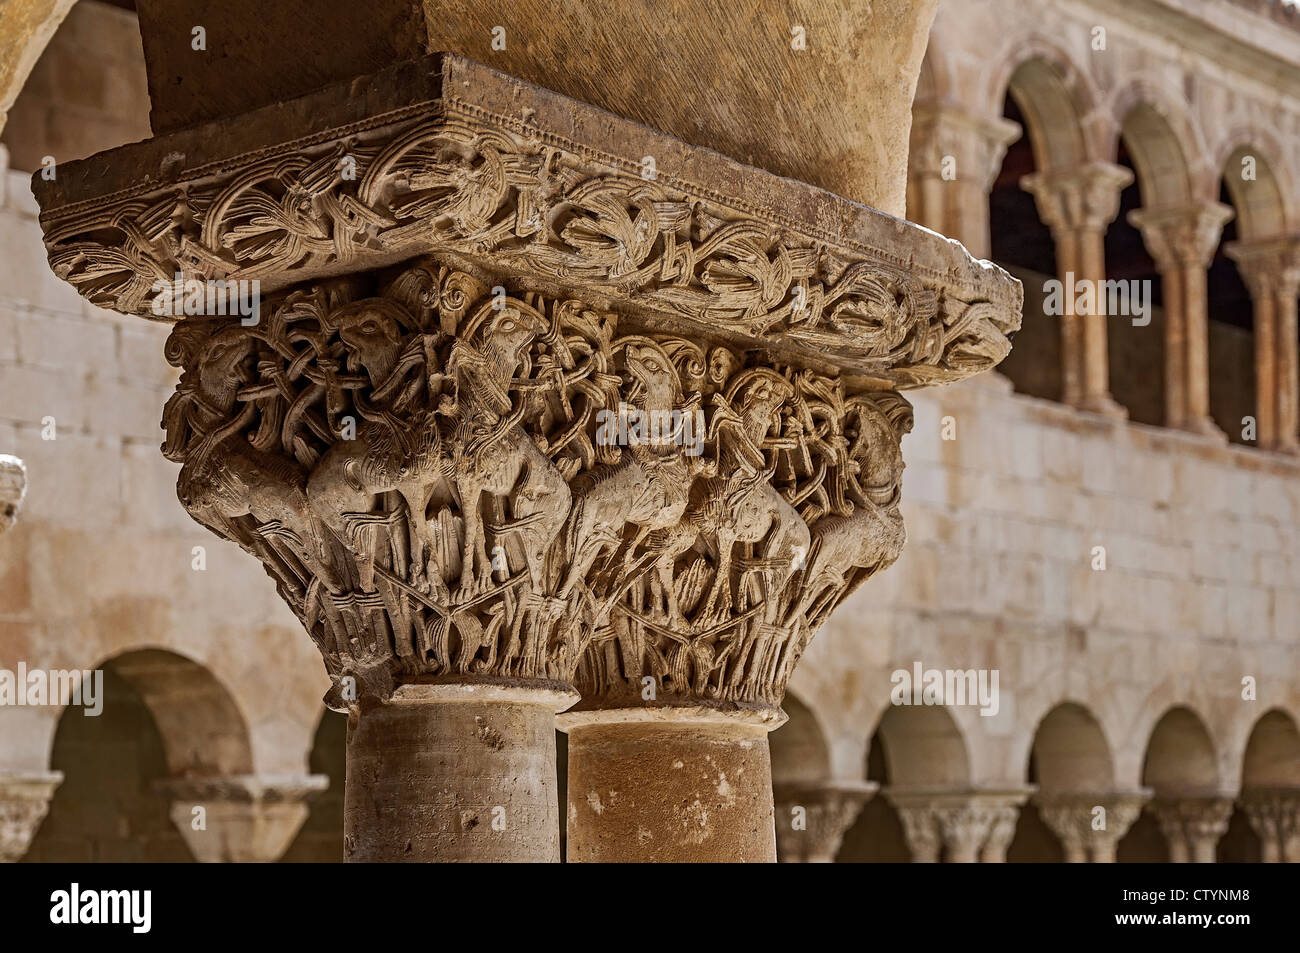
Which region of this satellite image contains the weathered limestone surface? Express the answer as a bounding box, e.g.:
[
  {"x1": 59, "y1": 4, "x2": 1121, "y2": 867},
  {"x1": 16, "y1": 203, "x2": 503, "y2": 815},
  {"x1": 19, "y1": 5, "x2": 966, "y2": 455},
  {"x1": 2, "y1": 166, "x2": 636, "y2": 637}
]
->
[
  {"x1": 132, "y1": 0, "x2": 939, "y2": 215},
  {"x1": 563, "y1": 708, "x2": 781, "y2": 863},
  {"x1": 344, "y1": 685, "x2": 572, "y2": 862}
]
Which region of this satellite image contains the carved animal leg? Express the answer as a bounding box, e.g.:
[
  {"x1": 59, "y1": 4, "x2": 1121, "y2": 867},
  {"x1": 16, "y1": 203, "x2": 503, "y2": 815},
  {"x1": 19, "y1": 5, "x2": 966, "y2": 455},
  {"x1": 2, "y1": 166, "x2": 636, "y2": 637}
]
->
[
  {"x1": 700, "y1": 529, "x2": 736, "y2": 623},
  {"x1": 456, "y1": 484, "x2": 492, "y2": 600},
  {"x1": 398, "y1": 485, "x2": 433, "y2": 593}
]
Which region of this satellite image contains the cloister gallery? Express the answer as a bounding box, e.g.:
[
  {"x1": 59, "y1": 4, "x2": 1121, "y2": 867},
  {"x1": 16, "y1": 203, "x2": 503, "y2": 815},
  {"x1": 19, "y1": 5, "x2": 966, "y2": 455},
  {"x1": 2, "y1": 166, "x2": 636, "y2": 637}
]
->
[{"x1": 0, "y1": 0, "x2": 1298, "y2": 864}]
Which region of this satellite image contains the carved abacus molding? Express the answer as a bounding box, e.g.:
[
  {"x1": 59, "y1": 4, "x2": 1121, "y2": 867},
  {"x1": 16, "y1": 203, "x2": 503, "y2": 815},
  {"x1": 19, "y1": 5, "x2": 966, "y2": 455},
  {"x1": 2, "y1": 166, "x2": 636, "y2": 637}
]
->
[{"x1": 38, "y1": 57, "x2": 1019, "y2": 389}]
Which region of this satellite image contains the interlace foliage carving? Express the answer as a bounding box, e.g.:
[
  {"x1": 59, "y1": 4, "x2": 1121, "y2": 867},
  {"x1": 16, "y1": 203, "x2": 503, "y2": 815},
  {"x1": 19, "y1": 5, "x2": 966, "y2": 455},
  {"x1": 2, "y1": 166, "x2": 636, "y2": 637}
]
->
[{"x1": 162, "y1": 260, "x2": 912, "y2": 707}]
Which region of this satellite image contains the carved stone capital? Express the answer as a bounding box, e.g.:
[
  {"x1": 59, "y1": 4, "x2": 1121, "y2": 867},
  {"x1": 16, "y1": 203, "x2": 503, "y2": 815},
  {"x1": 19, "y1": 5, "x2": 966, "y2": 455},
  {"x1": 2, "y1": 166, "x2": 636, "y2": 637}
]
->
[
  {"x1": 155, "y1": 773, "x2": 327, "y2": 863},
  {"x1": 1129, "y1": 202, "x2": 1235, "y2": 271},
  {"x1": 0, "y1": 771, "x2": 62, "y2": 862},
  {"x1": 1224, "y1": 236, "x2": 1300, "y2": 300},
  {"x1": 1150, "y1": 795, "x2": 1235, "y2": 863},
  {"x1": 1239, "y1": 787, "x2": 1300, "y2": 863},
  {"x1": 773, "y1": 779, "x2": 876, "y2": 863},
  {"x1": 1021, "y1": 161, "x2": 1134, "y2": 236},
  {"x1": 886, "y1": 787, "x2": 1032, "y2": 863},
  {"x1": 1035, "y1": 790, "x2": 1151, "y2": 862},
  {"x1": 0, "y1": 454, "x2": 27, "y2": 535},
  {"x1": 34, "y1": 55, "x2": 1018, "y2": 715},
  {"x1": 910, "y1": 104, "x2": 1022, "y2": 194}
]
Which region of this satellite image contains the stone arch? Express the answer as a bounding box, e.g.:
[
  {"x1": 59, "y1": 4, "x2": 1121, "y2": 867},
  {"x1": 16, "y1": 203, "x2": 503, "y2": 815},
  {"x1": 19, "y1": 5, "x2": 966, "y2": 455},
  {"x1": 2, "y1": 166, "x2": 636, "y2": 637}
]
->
[
  {"x1": 1110, "y1": 78, "x2": 1213, "y2": 206},
  {"x1": 770, "y1": 690, "x2": 832, "y2": 784},
  {"x1": 874, "y1": 703, "x2": 971, "y2": 788},
  {"x1": 1029, "y1": 702, "x2": 1116, "y2": 793},
  {"x1": 22, "y1": 649, "x2": 225, "y2": 862},
  {"x1": 1141, "y1": 706, "x2": 1221, "y2": 794},
  {"x1": 986, "y1": 38, "x2": 1102, "y2": 171},
  {"x1": 1217, "y1": 138, "x2": 1293, "y2": 241},
  {"x1": 93, "y1": 647, "x2": 254, "y2": 777},
  {"x1": 1241, "y1": 708, "x2": 1300, "y2": 789},
  {"x1": 1225, "y1": 708, "x2": 1300, "y2": 862}
]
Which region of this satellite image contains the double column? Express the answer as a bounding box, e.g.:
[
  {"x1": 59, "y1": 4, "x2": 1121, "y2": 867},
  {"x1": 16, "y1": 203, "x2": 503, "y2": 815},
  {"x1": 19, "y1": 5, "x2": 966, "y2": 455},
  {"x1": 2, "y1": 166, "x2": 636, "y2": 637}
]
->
[
  {"x1": 33, "y1": 46, "x2": 1020, "y2": 860},
  {"x1": 1035, "y1": 790, "x2": 1149, "y2": 862},
  {"x1": 772, "y1": 780, "x2": 877, "y2": 864},
  {"x1": 1150, "y1": 795, "x2": 1234, "y2": 863},
  {"x1": 1240, "y1": 788, "x2": 1300, "y2": 862},
  {"x1": 1022, "y1": 162, "x2": 1133, "y2": 415},
  {"x1": 887, "y1": 788, "x2": 1032, "y2": 863},
  {"x1": 1225, "y1": 239, "x2": 1300, "y2": 453},
  {"x1": 1130, "y1": 202, "x2": 1235, "y2": 437},
  {"x1": 156, "y1": 774, "x2": 327, "y2": 863}
]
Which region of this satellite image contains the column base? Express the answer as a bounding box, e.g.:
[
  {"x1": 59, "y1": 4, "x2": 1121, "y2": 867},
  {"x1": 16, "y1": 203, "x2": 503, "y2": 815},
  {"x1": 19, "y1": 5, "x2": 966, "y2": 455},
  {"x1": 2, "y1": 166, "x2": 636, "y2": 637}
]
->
[
  {"x1": 1178, "y1": 415, "x2": 1227, "y2": 442},
  {"x1": 345, "y1": 682, "x2": 577, "y2": 863},
  {"x1": 1074, "y1": 393, "x2": 1128, "y2": 420},
  {"x1": 559, "y1": 706, "x2": 786, "y2": 863}
]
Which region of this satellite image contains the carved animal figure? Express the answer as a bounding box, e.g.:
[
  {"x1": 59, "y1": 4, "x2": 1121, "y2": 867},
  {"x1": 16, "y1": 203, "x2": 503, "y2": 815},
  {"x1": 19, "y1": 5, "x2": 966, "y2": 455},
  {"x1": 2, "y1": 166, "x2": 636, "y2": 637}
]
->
[
  {"x1": 785, "y1": 396, "x2": 909, "y2": 634},
  {"x1": 306, "y1": 299, "x2": 444, "y2": 593},
  {"x1": 688, "y1": 369, "x2": 810, "y2": 623},
  {"x1": 559, "y1": 341, "x2": 696, "y2": 625},
  {"x1": 165, "y1": 325, "x2": 338, "y2": 596},
  {"x1": 447, "y1": 301, "x2": 570, "y2": 600}
]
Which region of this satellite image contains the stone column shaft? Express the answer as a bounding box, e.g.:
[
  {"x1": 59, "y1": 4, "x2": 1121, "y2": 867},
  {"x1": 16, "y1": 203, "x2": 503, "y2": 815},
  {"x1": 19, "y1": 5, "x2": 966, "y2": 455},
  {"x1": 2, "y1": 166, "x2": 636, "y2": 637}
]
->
[
  {"x1": 345, "y1": 685, "x2": 574, "y2": 862},
  {"x1": 1227, "y1": 237, "x2": 1300, "y2": 452},
  {"x1": 1278, "y1": 290, "x2": 1300, "y2": 449},
  {"x1": 1131, "y1": 202, "x2": 1234, "y2": 437},
  {"x1": 561, "y1": 709, "x2": 781, "y2": 863}
]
